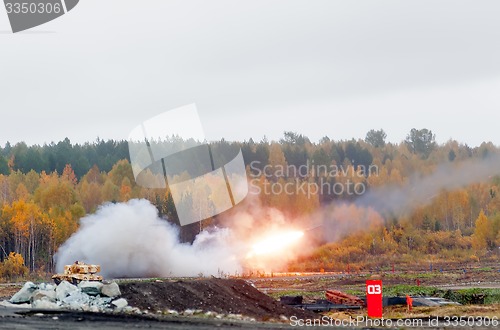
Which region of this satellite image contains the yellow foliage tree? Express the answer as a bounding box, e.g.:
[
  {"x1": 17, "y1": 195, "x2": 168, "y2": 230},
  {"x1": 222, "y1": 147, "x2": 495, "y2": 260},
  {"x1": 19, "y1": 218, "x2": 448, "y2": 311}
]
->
[
  {"x1": 0, "y1": 252, "x2": 28, "y2": 280},
  {"x1": 4, "y1": 200, "x2": 51, "y2": 271},
  {"x1": 472, "y1": 210, "x2": 489, "y2": 252}
]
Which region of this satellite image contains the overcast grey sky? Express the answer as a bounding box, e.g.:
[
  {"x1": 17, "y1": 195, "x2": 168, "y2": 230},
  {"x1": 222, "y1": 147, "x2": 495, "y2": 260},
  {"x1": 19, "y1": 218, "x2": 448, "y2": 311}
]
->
[{"x1": 1, "y1": 0, "x2": 500, "y2": 147}]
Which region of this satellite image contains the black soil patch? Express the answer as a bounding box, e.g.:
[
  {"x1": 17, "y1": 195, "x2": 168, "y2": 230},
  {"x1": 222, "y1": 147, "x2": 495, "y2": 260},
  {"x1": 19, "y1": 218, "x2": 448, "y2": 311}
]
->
[{"x1": 120, "y1": 278, "x2": 316, "y2": 321}]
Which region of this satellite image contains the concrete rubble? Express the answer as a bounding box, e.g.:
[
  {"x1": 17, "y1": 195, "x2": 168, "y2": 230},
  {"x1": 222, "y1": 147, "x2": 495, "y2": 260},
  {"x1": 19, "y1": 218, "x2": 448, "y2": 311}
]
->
[
  {"x1": 2, "y1": 279, "x2": 265, "y2": 322},
  {"x1": 78, "y1": 281, "x2": 104, "y2": 296},
  {"x1": 2, "y1": 280, "x2": 131, "y2": 314},
  {"x1": 101, "y1": 282, "x2": 121, "y2": 298},
  {"x1": 111, "y1": 298, "x2": 128, "y2": 311},
  {"x1": 10, "y1": 281, "x2": 37, "y2": 304}
]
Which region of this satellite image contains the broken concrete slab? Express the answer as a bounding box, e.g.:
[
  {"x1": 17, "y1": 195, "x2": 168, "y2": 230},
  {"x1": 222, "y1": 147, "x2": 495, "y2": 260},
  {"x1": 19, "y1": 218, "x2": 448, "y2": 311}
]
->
[
  {"x1": 78, "y1": 281, "x2": 103, "y2": 296},
  {"x1": 37, "y1": 283, "x2": 55, "y2": 291},
  {"x1": 31, "y1": 289, "x2": 57, "y2": 303},
  {"x1": 32, "y1": 297, "x2": 60, "y2": 310},
  {"x1": 0, "y1": 300, "x2": 31, "y2": 308},
  {"x1": 9, "y1": 282, "x2": 37, "y2": 304},
  {"x1": 90, "y1": 296, "x2": 112, "y2": 308},
  {"x1": 111, "y1": 298, "x2": 128, "y2": 311},
  {"x1": 101, "y1": 282, "x2": 121, "y2": 298},
  {"x1": 55, "y1": 281, "x2": 78, "y2": 301},
  {"x1": 61, "y1": 290, "x2": 90, "y2": 310}
]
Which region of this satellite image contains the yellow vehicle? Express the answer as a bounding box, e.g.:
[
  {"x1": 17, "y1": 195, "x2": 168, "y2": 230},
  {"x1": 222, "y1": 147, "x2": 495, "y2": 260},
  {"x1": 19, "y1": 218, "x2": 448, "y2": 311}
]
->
[{"x1": 52, "y1": 261, "x2": 103, "y2": 285}]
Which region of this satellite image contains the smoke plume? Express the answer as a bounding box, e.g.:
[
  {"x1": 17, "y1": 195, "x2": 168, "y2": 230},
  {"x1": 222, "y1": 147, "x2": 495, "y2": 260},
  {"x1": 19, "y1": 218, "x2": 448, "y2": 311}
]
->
[
  {"x1": 358, "y1": 153, "x2": 500, "y2": 215},
  {"x1": 317, "y1": 153, "x2": 500, "y2": 242},
  {"x1": 54, "y1": 199, "x2": 241, "y2": 278}
]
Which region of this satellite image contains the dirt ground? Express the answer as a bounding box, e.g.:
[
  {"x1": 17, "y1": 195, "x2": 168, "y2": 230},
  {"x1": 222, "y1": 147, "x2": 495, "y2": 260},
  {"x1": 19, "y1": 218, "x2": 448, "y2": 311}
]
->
[
  {"x1": 248, "y1": 266, "x2": 500, "y2": 301},
  {"x1": 0, "y1": 284, "x2": 22, "y2": 301},
  {"x1": 119, "y1": 278, "x2": 317, "y2": 322},
  {"x1": 1, "y1": 267, "x2": 499, "y2": 328}
]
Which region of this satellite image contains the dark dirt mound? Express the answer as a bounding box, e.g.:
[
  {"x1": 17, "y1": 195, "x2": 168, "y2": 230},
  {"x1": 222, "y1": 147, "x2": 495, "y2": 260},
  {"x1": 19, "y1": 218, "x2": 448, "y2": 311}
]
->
[{"x1": 120, "y1": 278, "x2": 316, "y2": 321}]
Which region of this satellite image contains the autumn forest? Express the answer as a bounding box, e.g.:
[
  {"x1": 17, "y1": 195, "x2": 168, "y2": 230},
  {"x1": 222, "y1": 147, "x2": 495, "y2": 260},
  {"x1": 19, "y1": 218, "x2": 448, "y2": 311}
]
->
[{"x1": 1, "y1": 129, "x2": 499, "y2": 279}]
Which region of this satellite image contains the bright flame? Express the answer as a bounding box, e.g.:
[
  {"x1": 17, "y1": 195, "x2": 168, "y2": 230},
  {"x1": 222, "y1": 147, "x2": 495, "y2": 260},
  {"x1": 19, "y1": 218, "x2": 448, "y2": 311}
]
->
[{"x1": 247, "y1": 230, "x2": 304, "y2": 258}]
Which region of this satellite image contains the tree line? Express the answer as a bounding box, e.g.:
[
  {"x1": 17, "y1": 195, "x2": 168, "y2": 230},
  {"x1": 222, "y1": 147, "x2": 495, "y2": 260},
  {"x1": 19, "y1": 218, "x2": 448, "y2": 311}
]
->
[{"x1": 0, "y1": 138, "x2": 129, "y2": 178}]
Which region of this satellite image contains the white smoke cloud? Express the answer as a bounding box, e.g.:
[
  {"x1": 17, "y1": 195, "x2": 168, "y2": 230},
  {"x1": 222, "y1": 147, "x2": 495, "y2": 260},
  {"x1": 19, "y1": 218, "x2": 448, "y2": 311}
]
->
[
  {"x1": 54, "y1": 199, "x2": 241, "y2": 278},
  {"x1": 315, "y1": 153, "x2": 500, "y2": 242}
]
